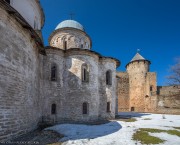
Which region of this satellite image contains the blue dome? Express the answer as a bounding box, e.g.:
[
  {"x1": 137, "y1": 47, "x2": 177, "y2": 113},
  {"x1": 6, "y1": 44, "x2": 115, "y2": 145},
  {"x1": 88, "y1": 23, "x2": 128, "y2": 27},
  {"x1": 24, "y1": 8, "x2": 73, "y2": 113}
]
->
[{"x1": 55, "y1": 20, "x2": 84, "y2": 31}]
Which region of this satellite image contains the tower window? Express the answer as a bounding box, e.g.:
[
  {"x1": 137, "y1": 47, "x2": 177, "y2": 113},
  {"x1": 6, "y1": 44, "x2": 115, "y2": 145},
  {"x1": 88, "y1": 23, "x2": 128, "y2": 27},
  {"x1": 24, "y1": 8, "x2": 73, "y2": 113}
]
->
[
  {"x1": 106, "y1": 70, "x2": 112, "y2": 85},
  {"x1": 150, "y1": 86, "x2": 153, "y2": 91},
  {"x1": 51, "y1": 64, "x2": 57, "y2": 81},
  {"x1": 82, "y1": 102, "x2": 88, "y2": 114},
  {"x1": 107, "y1": 102, "x2": 111, "y2": 112},
  {"x1": 51, "y1": 104, "x2": 56, "y2": 114},
  {"x1": 82, "y1": 64, "x2": 89, "y2": 82}
]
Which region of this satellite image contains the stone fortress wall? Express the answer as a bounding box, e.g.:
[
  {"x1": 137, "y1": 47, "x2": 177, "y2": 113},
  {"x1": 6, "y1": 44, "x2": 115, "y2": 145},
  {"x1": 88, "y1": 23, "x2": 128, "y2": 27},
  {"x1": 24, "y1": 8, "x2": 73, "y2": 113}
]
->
[
  {"x1": 156, "y1": 86, "x2": 180, "y2": 114},
  {"x1": 116, "y1": 72, "x2": 129, "y2": 111},
  {"x1": 0, "y1": 1, "x2": 44, "y2": 141},
  {"x1": 117, "y1": 54, "x2": 180, "y2": 114}
]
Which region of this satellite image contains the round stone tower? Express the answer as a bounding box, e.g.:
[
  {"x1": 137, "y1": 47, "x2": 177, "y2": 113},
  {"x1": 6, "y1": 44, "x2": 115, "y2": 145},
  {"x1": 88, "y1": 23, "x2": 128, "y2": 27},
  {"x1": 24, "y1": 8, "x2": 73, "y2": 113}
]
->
[
  {"x1": 49, "y1": 20, "x2": 92, "y2": 50},
  {"x1": 126, "y1": 53, "x2": 151, "y2": 112}
]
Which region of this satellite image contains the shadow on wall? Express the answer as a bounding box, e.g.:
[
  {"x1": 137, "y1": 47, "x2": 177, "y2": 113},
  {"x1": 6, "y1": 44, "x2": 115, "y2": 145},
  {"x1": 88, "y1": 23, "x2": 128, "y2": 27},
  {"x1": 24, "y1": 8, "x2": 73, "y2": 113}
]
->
[
  {"x1": 46, "y1": 121, "x2": 121, "y2": 142},
  {"x1": 118, "y1": 112, "x2": 151, "y2": 118}
]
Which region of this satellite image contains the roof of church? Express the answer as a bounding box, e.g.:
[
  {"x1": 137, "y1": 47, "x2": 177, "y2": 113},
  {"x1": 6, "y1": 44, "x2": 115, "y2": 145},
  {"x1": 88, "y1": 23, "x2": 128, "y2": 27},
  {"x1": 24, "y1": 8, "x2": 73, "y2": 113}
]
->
[
  {"x1": 131, "y1": 52, "x2": 145, "y2": 62},
  {"x1": 55, "y1": 20, "x2": 84, "y2": 31}
]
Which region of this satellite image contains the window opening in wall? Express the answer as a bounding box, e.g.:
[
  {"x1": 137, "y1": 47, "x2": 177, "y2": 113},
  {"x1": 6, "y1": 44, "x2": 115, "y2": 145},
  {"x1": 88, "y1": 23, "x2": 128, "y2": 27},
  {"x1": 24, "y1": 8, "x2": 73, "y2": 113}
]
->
[
  {"x1": 82, "y1": 102, "x2": 88, "y2": 114},
  {"x1": 51, "y1": 104, "x2": 56, "y2": 114},
  {"x1": 82, "y1": 64, "x2": 89, "y2": 82},
  {"x1": 51, "y1": 65, "x2": 56, "y2": 81},
  {"x1": 150, "y1": 86, "x2": 153, "y2": 91},
  {"x1": 83, "y1": 68, "x2": 86, "y2": 81},
  {"x1": 106, "y1": 70, "x2": 112, "y2": 85},
  {"x1": 107, "y1": 102, "x2": 111, "y2": 112},
  {"x1": 64, "y1": 41, "x2": 67, "y2": 50},
  {"x1": 81, "y1": 44, "x2": 83, "y2": 48},
  {"x1": 131, "y1": 107, "x2": 134, "y2": 111}
]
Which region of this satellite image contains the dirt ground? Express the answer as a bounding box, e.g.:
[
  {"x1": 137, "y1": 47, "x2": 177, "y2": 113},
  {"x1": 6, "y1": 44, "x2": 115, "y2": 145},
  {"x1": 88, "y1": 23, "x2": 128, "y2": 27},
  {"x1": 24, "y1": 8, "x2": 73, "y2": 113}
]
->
[{"x1": 0, "y1": 130, "x2": 63, "y2": 145}]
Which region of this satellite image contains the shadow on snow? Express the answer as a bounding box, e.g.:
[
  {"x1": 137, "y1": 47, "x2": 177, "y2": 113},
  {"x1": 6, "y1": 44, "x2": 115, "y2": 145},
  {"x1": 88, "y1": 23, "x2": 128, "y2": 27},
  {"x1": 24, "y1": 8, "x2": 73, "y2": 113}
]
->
[
  {"x1": 118, "y1": 112, "x2": 151, "y2": 118},
  {"x1": 46, "y1": 121, "x2": 122, "y2": 142}
]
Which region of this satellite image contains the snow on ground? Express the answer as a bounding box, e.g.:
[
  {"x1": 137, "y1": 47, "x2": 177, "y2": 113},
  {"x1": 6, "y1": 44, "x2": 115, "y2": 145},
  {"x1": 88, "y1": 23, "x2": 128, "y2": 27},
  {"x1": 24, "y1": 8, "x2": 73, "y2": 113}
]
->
[{"x1": 46, "y1": 112, "x2": 180, "y2": 145}]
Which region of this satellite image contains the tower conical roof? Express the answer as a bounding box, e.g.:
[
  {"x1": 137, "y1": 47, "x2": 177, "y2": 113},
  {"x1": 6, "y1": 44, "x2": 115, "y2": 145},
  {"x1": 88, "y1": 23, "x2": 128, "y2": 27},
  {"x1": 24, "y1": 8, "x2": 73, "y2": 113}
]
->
[{"x1": 130, "y1": 53, "x2": 145, "y2": 62}]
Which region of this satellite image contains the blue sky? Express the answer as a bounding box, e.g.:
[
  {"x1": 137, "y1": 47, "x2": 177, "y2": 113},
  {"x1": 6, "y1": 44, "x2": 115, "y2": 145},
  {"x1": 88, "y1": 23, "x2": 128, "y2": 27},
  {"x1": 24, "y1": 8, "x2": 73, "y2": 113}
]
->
[{"x1": 41, "y1": 0, "x2": 180, "y2": 86}]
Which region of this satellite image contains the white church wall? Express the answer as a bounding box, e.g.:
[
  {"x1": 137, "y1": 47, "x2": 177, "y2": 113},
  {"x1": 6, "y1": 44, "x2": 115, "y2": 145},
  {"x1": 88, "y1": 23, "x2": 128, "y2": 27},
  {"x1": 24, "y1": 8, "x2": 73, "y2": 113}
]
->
[
  {"x1": 40, "y1": 49, "x2": 65, "y2": 122},
  {"x1": 49, "y1": 29, "x2": 91, "y2": 50},
  {"x1": 62, "y1": 51, "x2": 100, "y2": 122},
  {"x1": 10, "y1": 0, "x2": 42, "y2": 30},
  {"x1": 98, "y1": 59, "x2": 117, "y2": 119}
]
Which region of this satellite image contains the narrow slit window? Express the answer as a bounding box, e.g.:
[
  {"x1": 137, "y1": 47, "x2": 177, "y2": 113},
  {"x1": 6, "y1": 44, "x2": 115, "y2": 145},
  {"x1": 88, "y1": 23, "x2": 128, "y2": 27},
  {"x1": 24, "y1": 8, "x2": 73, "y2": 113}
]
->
[
  {"x1": 107, "y1": 102, "x2": 111, "y2": 112},
  {"x1": 83, "y1": 102, "x2": 88, "y2": 114},
  {"x1": 64, "y1": 41, "x2": 67, "y2": 50},
  {"x1": 82, "y1": 64, "x2": 89, "y2": 82},
  {"x1": 106, "y1": 70, "x2": 112, "y2": 85},
  {"x1": 51, "y1": 104, "x2": 56, "y2": 114},
  {"x1": 51, "y1": 65, "x2": 56, "y2": 81},
  {"x1": 150, "y1": 86, "x2": 153, "y2": 91},
  {"x1": 81, "y1": 44, "x2": 83, "y2": 48}
]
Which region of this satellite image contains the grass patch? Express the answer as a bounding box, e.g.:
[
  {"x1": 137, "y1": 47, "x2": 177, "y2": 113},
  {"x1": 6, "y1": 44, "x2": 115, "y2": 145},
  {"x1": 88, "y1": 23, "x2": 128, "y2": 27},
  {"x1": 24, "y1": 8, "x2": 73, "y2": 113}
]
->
[
  {"x1": 143, "y1": 118, "x2": 152, "y2": 120},
  {"x1": 133, "y1": 128, "x2": 180, "y2": 144},
  {"x1": 140, "y1": 128, "x2": 165, "y2": 133},
  {"x1": 167, "y1": 130, "x2": 180, "y2": 137},
  {"x1": 133, "y1": 130, "x2": 164, "y2": 144},
  {"x1": 48, "y1": 143, "x2": 62, "y2": 145},
  {"x1": 141, "y1": 128, "x2": 180, "y2": 137},
  {"x1": 120, "y1": 118, "x2": 137, "y2": 122}
]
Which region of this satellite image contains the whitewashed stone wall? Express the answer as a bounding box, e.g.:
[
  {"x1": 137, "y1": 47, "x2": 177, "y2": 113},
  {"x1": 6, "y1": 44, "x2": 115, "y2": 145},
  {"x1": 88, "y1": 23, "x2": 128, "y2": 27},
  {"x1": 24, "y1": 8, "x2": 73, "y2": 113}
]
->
[
  {"x1": 41, "y1": 48, "x2": 118, "y2": 122},
  {"x1": 98, "y1": 58, "x2": 117, "y2": 119},
  {"x1": 10, "y1": 0, "x2": 43, "y2": 30},
  {"x1": 49, "y1": 29, "x2": 91, "y2": 50},
  {"x1": 40, "y1": 49, "x2": 64, "y2": 122},
  {"x1": 0, "y1": 7, "x2": 41, "y2": 141}
]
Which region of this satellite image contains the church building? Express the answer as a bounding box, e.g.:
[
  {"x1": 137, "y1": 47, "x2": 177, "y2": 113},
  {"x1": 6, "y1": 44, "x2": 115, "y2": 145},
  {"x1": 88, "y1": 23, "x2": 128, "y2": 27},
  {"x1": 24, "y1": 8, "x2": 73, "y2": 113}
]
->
[{"x1": 0, "y1": 0, "x2": 119, "y2": 141}]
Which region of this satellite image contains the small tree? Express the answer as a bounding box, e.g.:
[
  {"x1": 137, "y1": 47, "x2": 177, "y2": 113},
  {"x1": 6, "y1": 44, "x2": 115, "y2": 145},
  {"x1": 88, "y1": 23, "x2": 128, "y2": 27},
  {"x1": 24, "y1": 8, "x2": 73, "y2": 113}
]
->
[{"x1": 167, "y1": 57, "x2": 180, "y2": 85}]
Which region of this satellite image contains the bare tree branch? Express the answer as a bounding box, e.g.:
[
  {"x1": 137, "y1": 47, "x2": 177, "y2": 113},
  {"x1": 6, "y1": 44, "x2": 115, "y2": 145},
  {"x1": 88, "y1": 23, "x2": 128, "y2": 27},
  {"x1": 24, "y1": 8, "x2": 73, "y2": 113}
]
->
[{"x1": 167, "y1": 57, "x2": 180, "y2": 85}]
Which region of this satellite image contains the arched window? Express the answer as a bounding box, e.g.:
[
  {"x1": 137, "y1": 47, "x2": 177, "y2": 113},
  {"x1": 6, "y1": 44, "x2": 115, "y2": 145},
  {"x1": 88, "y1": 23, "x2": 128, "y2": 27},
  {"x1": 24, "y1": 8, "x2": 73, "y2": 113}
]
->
[
  {"x1": 106, "y1": 70, "x2": 112, "y2": 85},
  {"x1": 107, "y1": 102, "x2": 111, "y2": 112},
  {"x1": 51, "y1": 64, "x2": 57, "y2": 81},
  {"x1": 82, "y1": 64, "x2": 89, "y2": 82},
  {"x1": 82, "y1": 102, "x2": 88, "y2": 114},
  {"x1": 51, "y1": 104, "x2": 56, "y2": 114},
  {"x1": 63, "y1": 41, "x2": 67, "y2": 50}
]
